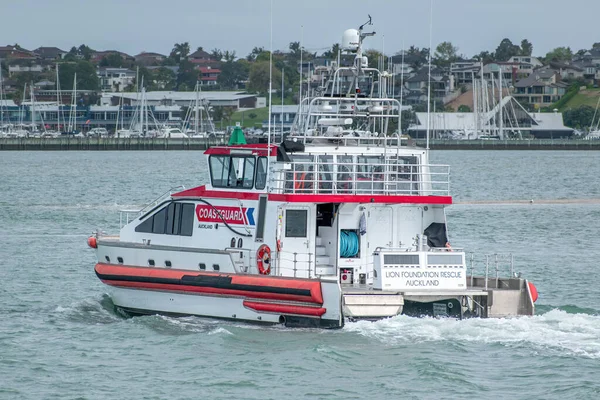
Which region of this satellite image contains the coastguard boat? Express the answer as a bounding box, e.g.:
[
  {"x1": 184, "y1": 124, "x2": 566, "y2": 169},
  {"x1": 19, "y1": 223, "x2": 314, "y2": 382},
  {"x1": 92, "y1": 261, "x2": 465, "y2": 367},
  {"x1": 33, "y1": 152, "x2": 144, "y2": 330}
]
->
[{"x1": 88, "y1": 22, "x2": 538, "y2": 328}]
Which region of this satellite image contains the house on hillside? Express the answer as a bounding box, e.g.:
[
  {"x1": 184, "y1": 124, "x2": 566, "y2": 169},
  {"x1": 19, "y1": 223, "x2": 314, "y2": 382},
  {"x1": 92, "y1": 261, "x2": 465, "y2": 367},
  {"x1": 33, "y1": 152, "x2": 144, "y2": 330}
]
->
[
  {"x1": 548, "y1": 61, "x2": 585, "y2": 80},
  {"x1": 188, "y1": 49, "x2": 220, "y2": 68},
  {"x1": 0, "y1": 45, "x2": 37, "y2": 61},
  {"x1": 404, "y1": 67, "x2": 455, "y2": 104},
  {"x1": 390, "y1": 53, "x2": 422, "y2": 77},
  {"x1": 33, "y1": 47, "x2": 67, "y2": 60},
  {"x1": 512, "y1": 69, "x2": 569, "y2": 107},
  {"x1": 134, "y1": 52, "x2": 166, "y2": 66},
  {"x1": 7, "y1": 59, "x2": 52, "y2": 76},
  {"x1": 450, "y1": 59, "x2": 480, "y2": 84},
  {"x1": 91, "y1": 50, "x2": 134, "y2": 64},
  {"x1": 97, "y1": 67, "x2": 136, "y2": 92},
  {"x1": 199, "y1": 66, "x2": 221, "y2": 86}
]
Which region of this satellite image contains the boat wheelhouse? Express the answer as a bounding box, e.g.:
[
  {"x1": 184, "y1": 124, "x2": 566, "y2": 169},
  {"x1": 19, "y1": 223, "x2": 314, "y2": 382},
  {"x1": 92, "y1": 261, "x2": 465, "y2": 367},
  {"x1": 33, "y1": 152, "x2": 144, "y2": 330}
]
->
[{"x1": 89, "y1": 21, "x2": 537, "y2": 328}]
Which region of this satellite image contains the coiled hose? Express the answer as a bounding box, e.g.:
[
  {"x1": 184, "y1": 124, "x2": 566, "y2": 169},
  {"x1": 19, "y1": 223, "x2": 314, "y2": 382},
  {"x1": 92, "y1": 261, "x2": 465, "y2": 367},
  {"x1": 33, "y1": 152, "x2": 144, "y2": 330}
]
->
[{"x1": 340, "y1": 230, "x2": 360, "y2": 258}]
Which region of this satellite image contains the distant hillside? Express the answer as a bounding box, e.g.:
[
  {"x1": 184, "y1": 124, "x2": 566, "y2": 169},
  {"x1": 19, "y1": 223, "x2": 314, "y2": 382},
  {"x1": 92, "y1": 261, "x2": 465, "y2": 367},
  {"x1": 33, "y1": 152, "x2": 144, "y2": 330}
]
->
[{"x1": 560, "y1": 88, "x2": 600, "y2": 111}]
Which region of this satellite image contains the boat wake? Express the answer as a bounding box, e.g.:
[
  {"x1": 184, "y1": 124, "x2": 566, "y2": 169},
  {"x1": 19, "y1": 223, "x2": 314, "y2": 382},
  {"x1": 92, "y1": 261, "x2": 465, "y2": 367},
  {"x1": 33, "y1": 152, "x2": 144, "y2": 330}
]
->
[
  {"x1": 52, "y1": 295, "x2": 122, "y2": 325},
  {"x1": 344, "y1": 308, "x2": 600, "y2": 359}
]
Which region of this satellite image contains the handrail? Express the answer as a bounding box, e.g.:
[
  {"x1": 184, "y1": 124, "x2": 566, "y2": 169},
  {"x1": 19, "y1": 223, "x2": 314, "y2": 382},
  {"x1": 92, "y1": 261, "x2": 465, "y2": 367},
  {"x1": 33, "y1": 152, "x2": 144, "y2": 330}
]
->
[
  {"x1": 270, "y1": 161, "x2": 449, "y2": 196},
  {"x1": 138, "y1": 185, "x2": 185, "y2": 216}
]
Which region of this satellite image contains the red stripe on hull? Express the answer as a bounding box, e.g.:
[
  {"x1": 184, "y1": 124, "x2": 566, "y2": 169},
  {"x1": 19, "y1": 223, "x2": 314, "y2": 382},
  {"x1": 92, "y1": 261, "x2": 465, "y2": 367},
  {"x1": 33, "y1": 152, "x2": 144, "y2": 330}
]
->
[
  {"x1": 172, "y1": 187, "x2": 452, "y2": 205},
  {"x1": 243, "y1": 300, "x2": 327, "y2": 317},
  {"x1": 95, "y1": 263, "x2": 323, "y2": 304}
]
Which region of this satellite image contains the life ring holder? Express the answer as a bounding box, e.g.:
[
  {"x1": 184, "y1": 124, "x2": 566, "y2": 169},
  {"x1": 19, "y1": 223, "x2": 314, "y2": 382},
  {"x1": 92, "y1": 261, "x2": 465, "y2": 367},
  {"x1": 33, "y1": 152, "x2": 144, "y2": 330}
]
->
[{"x1": 257, "y1": 244, "x2": 272, "y2": 275}]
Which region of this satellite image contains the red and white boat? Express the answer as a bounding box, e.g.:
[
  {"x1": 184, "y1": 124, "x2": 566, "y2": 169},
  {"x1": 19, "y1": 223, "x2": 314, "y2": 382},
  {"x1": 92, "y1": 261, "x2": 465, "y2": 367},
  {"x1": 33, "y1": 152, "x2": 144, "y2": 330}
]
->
[{"x1": 88, "y1": 22, "x2": 537, "y2": 328}]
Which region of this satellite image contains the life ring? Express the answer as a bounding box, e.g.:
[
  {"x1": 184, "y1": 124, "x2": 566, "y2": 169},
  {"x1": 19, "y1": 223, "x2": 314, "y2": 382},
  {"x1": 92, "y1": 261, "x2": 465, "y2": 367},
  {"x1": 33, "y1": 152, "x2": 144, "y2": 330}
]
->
[{"x1": 256, "y1": 244, "x2": 271, "y2": 275}]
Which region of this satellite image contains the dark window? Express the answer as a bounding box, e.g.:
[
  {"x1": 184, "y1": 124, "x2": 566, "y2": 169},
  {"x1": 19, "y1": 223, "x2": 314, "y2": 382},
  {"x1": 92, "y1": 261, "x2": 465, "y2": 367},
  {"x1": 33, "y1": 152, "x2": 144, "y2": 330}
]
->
[
  {"x1": 148, "y1": 259, "x2": 155, "y2": 266},
  {"x1": 105, "y1": 256, "x2": 110, "y2": 263},
  {"x1": 117, "y1": 257, "x2": 123, "y2": 264},
  {"x1": 213, "y1": 264, "x2": 220, "y2": 271},
  {"x1": 255, "y1": 195, "x2": 268, "y2": 242},
  {"x1": 199, "y1": 263, "x2": 206, "y2": 270},
  {"x1": 166, "y1": 203, "x2": 176, "y2": 235},
  {"x1": 179, "y1": 203, "x2": 195, "y2": 236},
  {"x1": 135, "y1": 202, "x2": 194, "y2": 236},
  {"x1": 135, "y1": 215, "x2": 154, "y2": 233},
  {"x1": 255, "y1": 157, "x2": 268, "y2": 190},
  {"x1": 210, "y1": 155, "x2": 256, "y2": 189},
  {"x1": 152, "y1": 207, "x2": 167, "y2": 234},
  {"x1": 165, "y1": 260, "x2": 172, "y2": 268},
  {"x1": 285, "y1": 209, "x2": 308, "y2": 237}
]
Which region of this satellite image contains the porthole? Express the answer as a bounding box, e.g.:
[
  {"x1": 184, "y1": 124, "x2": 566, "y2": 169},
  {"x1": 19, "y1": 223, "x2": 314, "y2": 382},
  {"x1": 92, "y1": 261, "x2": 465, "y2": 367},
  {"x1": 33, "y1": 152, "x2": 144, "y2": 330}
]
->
[
  {"x1": 199, "y1": 263, "x2": 206, "y2": 270},
  {"x1": 105, "y1": 256, "x2": 110, "y2": 263},
  {"x1": 117, "y1": 257, "x2": 123, "y2": 264},
  {"x1": 165, "y1": 260, "x2": 172, "y2": 268},
  {"x1": 213, "y1": 264, "x2": 220, "y2": 271},
  {"x1": 148, "y1": 259, "x2": 155, "y2": 267}
]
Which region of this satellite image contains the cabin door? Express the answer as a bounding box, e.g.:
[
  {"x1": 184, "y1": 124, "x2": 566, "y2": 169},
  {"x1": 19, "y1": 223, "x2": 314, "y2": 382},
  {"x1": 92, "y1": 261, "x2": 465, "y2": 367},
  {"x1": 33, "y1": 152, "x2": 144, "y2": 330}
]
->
[{"x1": 280, "y1": 206, "x2": 314, "y2": 278}]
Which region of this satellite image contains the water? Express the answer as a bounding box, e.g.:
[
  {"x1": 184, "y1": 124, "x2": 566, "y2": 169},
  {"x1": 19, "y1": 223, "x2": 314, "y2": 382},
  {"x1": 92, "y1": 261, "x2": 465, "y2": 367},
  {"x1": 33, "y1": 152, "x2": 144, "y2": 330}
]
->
[{"x1": 0, "y1": 150, "x2": 599, "y2": 399}]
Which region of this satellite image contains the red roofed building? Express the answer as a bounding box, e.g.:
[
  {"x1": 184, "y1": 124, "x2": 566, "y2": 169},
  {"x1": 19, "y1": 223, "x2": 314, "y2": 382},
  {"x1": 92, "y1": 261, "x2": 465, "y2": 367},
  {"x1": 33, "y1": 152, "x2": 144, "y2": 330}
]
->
[{"x1": 199, "y1": 66, "x2": 221, "y2": 86}]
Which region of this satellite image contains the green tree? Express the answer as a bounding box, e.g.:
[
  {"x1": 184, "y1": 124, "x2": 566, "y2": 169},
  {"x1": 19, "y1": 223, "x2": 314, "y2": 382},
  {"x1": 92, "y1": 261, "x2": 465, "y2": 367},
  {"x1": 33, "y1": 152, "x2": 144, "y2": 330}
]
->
[
  {"x1": 563, "y1": 105, "x2": 596, "y2": 129},
  {"x1": 248, "y1": 61, "x2": 281, "y2": 94},
  {"x1": 176, "y1": 59, "x2": 197, "y2": 90},
  {"x1": 458, "y1": 105, "x2": 472, "y2": 112},
  {"x1": 218, "y1": 59, "x2": 249, "y2": 89},
  {"x1": 434, "y1": 41, "x2": 459, "y2": 67},
  {"x1": 520, "y1": 39, "x2": 533, "y2": 56},
  {"x1": 545, "y1": 47, "x2": 573, "y2": 62},
  {"x1": 155, "y1": 67, "x2": 176, "y2": 90},
  {"x1": 322, "y1": 43, "x2": 341, "y2": 59},
  {"x1": 495, "y1": 38, "x2": 520, "y2": 61},
  {"x1": 99, "y1": 53, "x2": 132, "y2": 68},
  {"x1": 474, "y1": 50, "x2": 494, "y2": 63},
  {"x1": 58, "y1": 60, "x2": 99, "y2": 90},
  {"x1": 211, "y1": 48, "x2": 223, "y2": 61},
  {"x1": 246, "y1": 46, "x2": 265, "y2": 62},
  {"x1": 593, "y1": 43, "x2": 600, "y2": 49},
  {"x1": 170, "y1": 42, "x2": 190, "y2": 63},
  {"x1": 364, "y1": 49, "x2": 383, "y2": 69}
]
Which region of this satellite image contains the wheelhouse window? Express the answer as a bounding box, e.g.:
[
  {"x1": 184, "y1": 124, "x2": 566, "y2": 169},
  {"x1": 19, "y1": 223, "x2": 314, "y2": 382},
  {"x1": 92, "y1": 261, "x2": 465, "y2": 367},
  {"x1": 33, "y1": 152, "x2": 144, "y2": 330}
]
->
[
  {"x1": 135, "y1": 202, "x2": 195, "y2": 236},
  {"x1": 255, "y1": 157, "x2": 268, "y2": 190},
  {"x1": 210, "y1": 155, "x2": 256, "y2": 189}
]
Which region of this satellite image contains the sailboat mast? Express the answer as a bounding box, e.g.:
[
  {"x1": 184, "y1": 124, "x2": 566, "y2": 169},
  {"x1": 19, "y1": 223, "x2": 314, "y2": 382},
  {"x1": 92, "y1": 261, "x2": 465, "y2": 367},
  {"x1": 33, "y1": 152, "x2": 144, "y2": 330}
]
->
[
  {"x1": 195, "y1": 81, "x2": 199, "y2": 134},
  {"x1": 499, "y1": 70, "x2": 503, "y2": 139},
  {"x1": 73, "y1": 73, "x2": 77, "y2": 132},
  {"x1": 425, "y1": 0, "x2": 433, "y2": 151},
  {"x1": 0, "y1": 62, "x2": 3, "y2": 129},
  {"x1": 30, "y1": 84, "x2": 35, "y2": 132}
]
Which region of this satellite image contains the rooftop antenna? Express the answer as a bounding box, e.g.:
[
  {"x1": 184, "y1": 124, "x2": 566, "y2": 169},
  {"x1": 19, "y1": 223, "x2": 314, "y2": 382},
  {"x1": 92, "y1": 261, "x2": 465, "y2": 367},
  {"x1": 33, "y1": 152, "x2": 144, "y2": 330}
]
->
[
  {"x1": 267, "y1": 0, "x2": 273, "y2": 148},
  {"x1": 426, "y1": 0, "x2": 433, "y2": 152}
]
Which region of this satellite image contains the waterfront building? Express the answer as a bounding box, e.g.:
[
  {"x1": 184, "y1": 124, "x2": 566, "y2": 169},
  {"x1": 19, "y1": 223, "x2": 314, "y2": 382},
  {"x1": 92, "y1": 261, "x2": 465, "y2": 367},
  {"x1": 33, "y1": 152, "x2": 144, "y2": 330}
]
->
[
  {"x1": 408, "y1": 97, "x2": 573, "y2": 139},
  {"x1": 97, "y1": 67, "x2": 136, "y2": 92}
]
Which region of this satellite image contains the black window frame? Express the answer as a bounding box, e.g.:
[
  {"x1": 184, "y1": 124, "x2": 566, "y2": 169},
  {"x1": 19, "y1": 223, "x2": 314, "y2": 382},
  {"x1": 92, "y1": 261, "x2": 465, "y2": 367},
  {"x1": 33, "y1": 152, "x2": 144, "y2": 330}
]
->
[
  {"x1": 135, "y1": 202, "x2": 195, "y2": 237},
  {"x1": 255, "y1": 156, "x2": 268, "y2": 190},
  {"x1": 209, "y1": 155, "x2": 257, "y2": 190}
]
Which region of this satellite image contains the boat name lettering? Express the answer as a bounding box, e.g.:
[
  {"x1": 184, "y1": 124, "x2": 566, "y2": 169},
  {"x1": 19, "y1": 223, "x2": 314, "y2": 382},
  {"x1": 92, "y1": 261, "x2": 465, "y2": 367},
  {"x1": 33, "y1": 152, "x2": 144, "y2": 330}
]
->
[
  {"x1": 195, "y1": 205, "x2": 255, "y2": 226},
  {"x1": 198, "y1": 224, "x2": 214, "y2": 229},
  {"x1": 385, "y1": 271, "x2": 462, "y2": 279}
]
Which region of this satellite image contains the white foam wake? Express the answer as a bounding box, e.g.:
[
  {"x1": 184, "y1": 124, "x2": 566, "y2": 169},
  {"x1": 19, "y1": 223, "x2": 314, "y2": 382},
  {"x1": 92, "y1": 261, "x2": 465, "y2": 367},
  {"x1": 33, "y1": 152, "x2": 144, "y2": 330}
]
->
[{"x1": 344, "y1": 309, "x2": 600, "y2": 359}]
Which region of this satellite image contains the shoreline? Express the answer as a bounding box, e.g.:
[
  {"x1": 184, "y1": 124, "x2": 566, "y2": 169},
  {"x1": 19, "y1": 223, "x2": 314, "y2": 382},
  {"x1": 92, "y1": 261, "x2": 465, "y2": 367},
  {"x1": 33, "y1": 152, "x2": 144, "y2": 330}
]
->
[{"x1": 1, "y1": 137, "x2": 600, "y2": 150}]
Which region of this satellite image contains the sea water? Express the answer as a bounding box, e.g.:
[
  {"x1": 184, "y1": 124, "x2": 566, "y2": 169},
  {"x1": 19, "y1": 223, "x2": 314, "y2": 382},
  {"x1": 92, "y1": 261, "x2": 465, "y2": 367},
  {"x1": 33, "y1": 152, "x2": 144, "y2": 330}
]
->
[{"x1": 0, "y1": 150, "x2": 598, "y2": 399}]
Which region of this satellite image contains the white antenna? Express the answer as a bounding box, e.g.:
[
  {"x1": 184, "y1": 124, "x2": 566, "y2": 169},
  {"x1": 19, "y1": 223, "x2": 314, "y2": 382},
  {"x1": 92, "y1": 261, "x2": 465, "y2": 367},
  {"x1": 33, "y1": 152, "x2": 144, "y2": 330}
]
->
[
  {"x1": 399, "y1": 40, "x2": 405, "y2": 136},
  {"x1": 299, "y1": 25, "x2": 303, "y2": 120},
  {"x1": 267, "y1": 0, "x2": 273, "y2": 147},
  {"x1": 281, "y1": 67, "x2": 284, "y2": 138},
  {"x1": 425, "y1": 0, "x2": 433, "y2": 151}
]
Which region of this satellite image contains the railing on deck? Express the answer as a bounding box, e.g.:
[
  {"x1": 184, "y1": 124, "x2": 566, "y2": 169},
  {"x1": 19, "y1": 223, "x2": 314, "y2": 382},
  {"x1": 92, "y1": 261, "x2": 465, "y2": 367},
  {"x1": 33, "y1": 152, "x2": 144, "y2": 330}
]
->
[
  {"x1": 119, "y1": 185, "x2": 185, "y2": 228},
  {"x1": 467, "y1": 253, "x2": 516, "y2": 290},
  {"x1": 271, "y1": 161, "x2": 449, "y2": 196}
]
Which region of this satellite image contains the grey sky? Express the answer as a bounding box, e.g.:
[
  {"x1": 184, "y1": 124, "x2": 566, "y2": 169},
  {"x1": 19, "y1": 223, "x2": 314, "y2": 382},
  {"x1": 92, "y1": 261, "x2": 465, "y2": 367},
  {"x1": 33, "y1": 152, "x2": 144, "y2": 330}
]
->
[{"x1": 2, "y1": 0, "x2": 598, "y2": 58}]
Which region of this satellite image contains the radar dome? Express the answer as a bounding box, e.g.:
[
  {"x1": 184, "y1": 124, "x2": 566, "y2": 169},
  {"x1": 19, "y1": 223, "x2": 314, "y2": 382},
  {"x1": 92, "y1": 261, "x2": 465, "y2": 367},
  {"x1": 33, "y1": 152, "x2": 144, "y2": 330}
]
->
[{"x1": 342, "y1": 29, "x2": 360, "y2": 51}]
